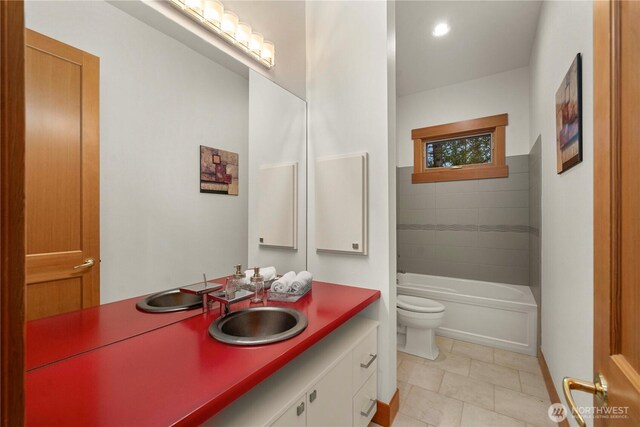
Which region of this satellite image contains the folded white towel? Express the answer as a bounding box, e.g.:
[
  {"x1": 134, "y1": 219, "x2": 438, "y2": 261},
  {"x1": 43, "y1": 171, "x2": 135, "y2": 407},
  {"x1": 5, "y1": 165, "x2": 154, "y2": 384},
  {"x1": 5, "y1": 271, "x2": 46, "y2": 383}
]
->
[
  {"x1": 272, "y1": 271, "x2": 296, "y2": 293},
  {"x1": 291, "y1": 271, "x2": 313, "y2": 293}
]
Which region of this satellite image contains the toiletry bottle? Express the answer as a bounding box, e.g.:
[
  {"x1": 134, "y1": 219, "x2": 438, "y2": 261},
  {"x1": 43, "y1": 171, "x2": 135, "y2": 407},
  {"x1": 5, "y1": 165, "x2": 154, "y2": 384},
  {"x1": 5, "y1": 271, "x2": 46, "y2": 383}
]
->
[
  {"x1": 226, "y1": 264, "x2": 244, "y2": 298},
  {"x1": 250, "y1": 267, "x2": 264, "y2": 303}
]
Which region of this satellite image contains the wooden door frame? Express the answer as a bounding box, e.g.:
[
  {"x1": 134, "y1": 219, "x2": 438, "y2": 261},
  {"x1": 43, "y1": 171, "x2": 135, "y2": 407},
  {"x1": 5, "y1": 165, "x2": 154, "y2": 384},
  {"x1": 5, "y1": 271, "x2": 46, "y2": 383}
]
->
[
  {"x1": 594, "y1": 1, "x2": 640, "y2": 424},
  {"x1": 0, "y1": 0, "x2": 26, "y2": 425},
  {"x1": 594, "y1": 0, "x2": 618, "y2": 373}
]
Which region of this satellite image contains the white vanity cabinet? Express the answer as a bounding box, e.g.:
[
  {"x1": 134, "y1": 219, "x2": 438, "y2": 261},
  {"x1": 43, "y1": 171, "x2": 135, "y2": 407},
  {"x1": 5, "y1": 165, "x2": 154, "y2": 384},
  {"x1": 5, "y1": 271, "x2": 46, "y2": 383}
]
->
[
  {"x1": 209, "y1": 317, "x2": 379, "y2": 427},
  {"x1": 353, "y1": 371, "x2": 378, "y2": 427},
  {"x1": 351, "y1": 328, "x2": 379, "y2": 426},
  {"x1": 272, "y1": 354, "x2": 352, "y2": 427},
  {"x1": 306, "y1": 354, "x2": 352, "y2": 427},
  {"x1": 271, "y1": 397, "x2": 307, "y2": 427}
]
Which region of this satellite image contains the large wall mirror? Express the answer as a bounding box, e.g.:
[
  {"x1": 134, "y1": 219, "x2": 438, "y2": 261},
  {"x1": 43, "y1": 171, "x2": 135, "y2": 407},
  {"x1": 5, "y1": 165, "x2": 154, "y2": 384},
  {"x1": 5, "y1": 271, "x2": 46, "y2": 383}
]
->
[{"x1": 24, "y1": 0, "x2": 307, "y2": 369}]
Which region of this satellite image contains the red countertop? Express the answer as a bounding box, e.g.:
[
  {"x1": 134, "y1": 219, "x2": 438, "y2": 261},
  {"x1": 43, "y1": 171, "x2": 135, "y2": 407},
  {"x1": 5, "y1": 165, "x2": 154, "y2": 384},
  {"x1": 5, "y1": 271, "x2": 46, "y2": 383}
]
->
[
  {"x1": 26, "y1": 281, "x2": 380, "y2": 427},
  {"x1": 26, "y1": 279, "x2": 227, "y2": 371}
]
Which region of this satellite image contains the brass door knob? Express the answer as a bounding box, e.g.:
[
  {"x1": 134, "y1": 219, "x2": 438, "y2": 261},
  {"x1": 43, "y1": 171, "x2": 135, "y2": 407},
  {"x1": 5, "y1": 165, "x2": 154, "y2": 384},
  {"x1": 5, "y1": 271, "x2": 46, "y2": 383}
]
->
[
  {"x1": 73, "y1": 258, "x2": 95, "y2": 270},
  {"x1": 562, "y1": 373, "x2": 608, "y2": 427}
]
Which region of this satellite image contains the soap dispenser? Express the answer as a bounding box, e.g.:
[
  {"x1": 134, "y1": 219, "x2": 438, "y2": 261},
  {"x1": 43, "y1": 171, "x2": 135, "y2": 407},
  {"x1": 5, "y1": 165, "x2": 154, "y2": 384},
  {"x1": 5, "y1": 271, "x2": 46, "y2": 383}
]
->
[
  {"x1": 250, "y1": 267, "x2": 265, "y2": 304},
  {"x1": 226, "y1": 264, "x2": 245, "y2": 298}
]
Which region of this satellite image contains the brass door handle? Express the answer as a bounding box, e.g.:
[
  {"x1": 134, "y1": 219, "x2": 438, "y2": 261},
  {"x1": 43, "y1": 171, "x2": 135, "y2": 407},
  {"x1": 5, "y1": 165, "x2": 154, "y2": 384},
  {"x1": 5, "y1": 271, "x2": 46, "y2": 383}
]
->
[
  {"x1": 73, "y1": 258, "x2": 95, "y2": 270},
  {"x1": 562, "y1": 373, "x2": 608, "y2": 427}
]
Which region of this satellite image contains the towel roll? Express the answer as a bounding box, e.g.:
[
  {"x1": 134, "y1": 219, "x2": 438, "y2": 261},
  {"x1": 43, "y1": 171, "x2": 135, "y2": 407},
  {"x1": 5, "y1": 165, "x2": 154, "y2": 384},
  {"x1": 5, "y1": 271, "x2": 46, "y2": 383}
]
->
[
  {"x1": 291, "y1": 271, "x2": 313, "y2": 293},
  {"x1": 272, "y1": 271, "x2": 296, "y2": 293}
]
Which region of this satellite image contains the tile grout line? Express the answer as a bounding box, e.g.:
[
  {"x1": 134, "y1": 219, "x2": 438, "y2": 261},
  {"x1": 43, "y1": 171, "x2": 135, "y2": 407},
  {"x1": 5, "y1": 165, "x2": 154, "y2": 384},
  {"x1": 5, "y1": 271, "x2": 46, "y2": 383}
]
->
[
  {"x1": 398, "y1": 339, "x2": 552, "y2": 426},
  {"x1": 517, "y1": 369, "x2": 523, "y2": 393}
]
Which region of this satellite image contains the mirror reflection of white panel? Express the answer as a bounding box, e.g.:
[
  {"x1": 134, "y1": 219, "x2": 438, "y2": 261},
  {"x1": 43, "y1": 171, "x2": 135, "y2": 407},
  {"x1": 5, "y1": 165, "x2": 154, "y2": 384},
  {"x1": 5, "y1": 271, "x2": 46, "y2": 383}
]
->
[
  {"x1": 315, "y1": 153, "x2": 368, "y2": 255},
  {"x1": 258, "y1": 163, "x2": 298, "y2": 249}
]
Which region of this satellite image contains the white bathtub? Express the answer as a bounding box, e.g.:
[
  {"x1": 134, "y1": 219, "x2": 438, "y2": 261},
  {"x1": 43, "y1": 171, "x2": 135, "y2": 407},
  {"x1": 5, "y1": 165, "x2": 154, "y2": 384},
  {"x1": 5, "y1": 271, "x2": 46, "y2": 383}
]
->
[{"x1": 397, "y1": 273, "x2": 538, "y2": 356}]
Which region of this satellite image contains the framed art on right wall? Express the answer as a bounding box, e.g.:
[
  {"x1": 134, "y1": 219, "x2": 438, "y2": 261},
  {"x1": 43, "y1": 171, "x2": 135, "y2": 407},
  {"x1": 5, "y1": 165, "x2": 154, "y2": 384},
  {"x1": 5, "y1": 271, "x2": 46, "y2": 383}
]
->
[{"x1": 555, "y1": 53, "x2": 583, "y2": 174}]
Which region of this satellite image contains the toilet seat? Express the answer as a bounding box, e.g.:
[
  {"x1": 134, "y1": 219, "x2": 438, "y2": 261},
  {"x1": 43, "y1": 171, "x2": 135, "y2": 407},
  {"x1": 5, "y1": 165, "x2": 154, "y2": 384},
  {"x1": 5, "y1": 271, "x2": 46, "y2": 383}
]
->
[{"x1": 397, "y1": 295, "x2": 445, "y2": 313}]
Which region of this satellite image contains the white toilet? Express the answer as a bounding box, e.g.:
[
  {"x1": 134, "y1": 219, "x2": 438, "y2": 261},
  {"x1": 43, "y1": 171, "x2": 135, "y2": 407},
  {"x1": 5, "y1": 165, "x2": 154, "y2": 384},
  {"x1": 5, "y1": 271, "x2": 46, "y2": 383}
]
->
[{"x1": 397, "y1": 295, "x2": 445, "y2": 360}]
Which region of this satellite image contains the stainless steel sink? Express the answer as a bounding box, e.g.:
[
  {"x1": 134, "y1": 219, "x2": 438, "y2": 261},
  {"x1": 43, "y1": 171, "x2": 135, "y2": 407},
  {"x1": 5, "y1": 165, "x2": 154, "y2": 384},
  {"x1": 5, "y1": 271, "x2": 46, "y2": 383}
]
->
[
  {"x1": 136, "y1": 288, "x2": 202, "y2": 313},
  {"x1": 209, "y1": 307, "x2": 308, "y2": 345}
]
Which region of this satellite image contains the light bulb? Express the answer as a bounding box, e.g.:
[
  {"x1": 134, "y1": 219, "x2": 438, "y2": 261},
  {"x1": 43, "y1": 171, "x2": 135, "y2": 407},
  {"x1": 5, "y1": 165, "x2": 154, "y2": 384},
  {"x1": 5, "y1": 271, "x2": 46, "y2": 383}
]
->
[
  {"x1": 221, "y1": 11, "x2": 239, "y2": 36},
  {"x1": 261, "y1": 41, "x2": 275, "y2": 66},
  {"x1": 432, "y1": 22, "x2": 450, "y2": 37},
  {"x1": 249, "y1": 32, "x2": 264, "y2": 54},
  {"x1": 203, "y1": 0, "x2": 223, "y2": 25},
  {"x1": 235, "y1": 22, "x2": 251, "y2": 47}
]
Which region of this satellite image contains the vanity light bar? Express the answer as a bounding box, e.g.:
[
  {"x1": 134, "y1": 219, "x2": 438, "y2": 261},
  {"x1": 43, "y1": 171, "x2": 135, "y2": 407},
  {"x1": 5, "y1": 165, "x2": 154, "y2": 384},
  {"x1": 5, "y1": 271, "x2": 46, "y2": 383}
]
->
[{"x1": 169, "y1": 0, "x2": 275, "y2": 69}]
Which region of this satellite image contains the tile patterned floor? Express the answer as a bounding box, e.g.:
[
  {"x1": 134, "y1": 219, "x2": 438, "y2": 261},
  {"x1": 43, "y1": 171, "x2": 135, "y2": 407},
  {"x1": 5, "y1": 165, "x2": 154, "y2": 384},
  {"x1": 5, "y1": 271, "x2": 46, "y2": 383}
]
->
[{"x1": 391, "y1": 337, "x2": 556, "y2": 427}]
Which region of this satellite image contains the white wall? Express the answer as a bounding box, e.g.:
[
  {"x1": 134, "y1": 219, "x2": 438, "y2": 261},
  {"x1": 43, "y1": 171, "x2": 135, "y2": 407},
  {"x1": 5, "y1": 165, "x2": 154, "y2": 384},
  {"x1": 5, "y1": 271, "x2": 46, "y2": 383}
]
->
[
  {"x1": 112, "y1": 0, "x2": 306, "y2": 101},
  {"x1": 306, "y1": 0, "x2": 397, "y2": 403},
  {"x1": 26, "y1": 0, "x2": 249, "y2": 304},
  {"x1": 529, "y1": 2, "x2": 594, "y2": 424},
  {"x1": 397, "y1": 67, "x2": 531, "y2": 167},
  {"x1": 248, "y1": 71, "x2": 307, "y2": 273},
  {"x1": 225, "y1": 1, "x2": 306, "y2": 100}
]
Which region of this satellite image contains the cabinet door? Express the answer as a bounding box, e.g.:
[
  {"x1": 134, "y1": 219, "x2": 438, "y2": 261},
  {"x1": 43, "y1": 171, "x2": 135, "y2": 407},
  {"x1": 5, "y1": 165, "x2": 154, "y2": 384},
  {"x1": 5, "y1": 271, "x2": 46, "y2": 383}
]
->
[
  {"x1": 271, "y1": 396, "x2": 307, "y2": 427},
  {"x1": 306, "y1": 355, "x2": 352, "y2": 427},
  {"x1": 315, "y1": 153, "x2": 368, "y2": 254},
  {"x1": 258, "y1": 163, "x2": 298, "y2": 249}
]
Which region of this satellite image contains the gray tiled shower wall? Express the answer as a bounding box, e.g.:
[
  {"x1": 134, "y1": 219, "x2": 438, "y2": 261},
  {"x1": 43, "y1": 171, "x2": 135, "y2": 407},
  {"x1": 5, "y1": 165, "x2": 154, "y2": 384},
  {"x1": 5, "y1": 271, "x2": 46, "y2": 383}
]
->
[{"x1": 397, "y1": 155, "x2": 530, "y2": 285}]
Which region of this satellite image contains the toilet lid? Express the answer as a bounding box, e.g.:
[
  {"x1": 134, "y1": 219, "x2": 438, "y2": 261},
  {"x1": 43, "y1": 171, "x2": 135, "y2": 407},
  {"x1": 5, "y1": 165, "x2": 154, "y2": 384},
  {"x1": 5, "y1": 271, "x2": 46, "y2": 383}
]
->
[{"x1": 397, "y1": 295, "x2": 445, "y2": 313}]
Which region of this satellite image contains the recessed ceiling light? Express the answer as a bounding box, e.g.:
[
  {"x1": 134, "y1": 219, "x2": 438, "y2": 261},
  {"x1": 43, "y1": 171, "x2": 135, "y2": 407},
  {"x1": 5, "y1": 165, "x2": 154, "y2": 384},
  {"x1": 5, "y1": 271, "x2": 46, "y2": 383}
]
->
[{"x1": 432, "y1": 22, "x2": 450, "y2": 37}]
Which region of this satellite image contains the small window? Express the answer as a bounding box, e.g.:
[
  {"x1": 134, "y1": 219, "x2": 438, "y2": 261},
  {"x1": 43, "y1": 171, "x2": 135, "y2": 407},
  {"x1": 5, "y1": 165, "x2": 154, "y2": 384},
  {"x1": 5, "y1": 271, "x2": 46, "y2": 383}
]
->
[
  {"x1": 425, "y1": 133, "x2": 493, "y2": 168},
  {"x1": 412, "y1": 114, "x2": 509, "y2": 183}
]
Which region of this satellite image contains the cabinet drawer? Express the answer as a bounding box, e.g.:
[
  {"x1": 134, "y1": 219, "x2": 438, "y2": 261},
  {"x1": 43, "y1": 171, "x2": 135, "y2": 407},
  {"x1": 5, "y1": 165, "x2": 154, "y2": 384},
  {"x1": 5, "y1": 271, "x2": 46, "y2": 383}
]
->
[
  {"x1": 353, "y1": 371, "x2": 377, "y2": 427},
  {"x1": 270, "y1": 396, "x2": 307, "y2": 427},
  {"x1": 352, "y1": 328, "x2": 377, "y2": 394}
]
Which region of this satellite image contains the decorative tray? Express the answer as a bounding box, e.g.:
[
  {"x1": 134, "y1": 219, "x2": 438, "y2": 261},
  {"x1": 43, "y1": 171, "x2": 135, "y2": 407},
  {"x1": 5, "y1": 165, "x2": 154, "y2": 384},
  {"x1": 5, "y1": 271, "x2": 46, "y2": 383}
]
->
[{"x1": 267, "y1": 284, "x2": 312, "y2": 302}]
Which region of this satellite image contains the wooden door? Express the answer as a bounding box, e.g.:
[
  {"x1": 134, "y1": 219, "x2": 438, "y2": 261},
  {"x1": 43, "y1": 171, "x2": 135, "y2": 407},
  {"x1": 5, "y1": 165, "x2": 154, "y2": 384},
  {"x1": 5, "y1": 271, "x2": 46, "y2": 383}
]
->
[
  {"x1": 564, "y1": 1, "x2": 640, "y2": 426},
  {"x1": 25, "y1": 29, "x2": 99, "y2": 321},
  {"x1": 1, "y1": 0, "x2": 26, "y2": 424}
]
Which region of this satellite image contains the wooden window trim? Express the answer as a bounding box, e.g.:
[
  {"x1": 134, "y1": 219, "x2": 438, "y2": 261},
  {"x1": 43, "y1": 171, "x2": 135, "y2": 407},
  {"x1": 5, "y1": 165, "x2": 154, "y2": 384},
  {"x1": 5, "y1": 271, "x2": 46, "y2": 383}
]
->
[{"x1": 411, "y1": 113, "x2": 509, "y2": 184}]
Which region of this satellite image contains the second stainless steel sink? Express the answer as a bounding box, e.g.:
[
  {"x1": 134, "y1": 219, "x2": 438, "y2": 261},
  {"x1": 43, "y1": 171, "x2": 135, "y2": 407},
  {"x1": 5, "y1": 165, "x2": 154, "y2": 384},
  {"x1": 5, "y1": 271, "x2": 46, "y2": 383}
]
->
[
  {"x1": 209, "y1": 307, "x2": 308, "y2": 345},
  {"x1": 136, "y1": 288, "x2": 202, "y2": 313}
]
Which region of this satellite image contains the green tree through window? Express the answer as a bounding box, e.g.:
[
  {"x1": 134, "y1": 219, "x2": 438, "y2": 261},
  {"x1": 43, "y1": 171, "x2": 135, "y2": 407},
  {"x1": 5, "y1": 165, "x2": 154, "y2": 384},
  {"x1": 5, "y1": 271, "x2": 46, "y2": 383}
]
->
[{"x1": 425, "y1": 133, "x2": 492, "y2": 168}]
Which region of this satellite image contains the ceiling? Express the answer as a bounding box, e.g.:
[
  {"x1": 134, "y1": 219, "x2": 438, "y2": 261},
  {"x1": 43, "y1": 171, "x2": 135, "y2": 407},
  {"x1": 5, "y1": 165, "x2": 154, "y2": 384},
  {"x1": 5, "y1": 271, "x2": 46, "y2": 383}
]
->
[{"x1": 396, "y1": 1, "x2": 542, "y2": 97}]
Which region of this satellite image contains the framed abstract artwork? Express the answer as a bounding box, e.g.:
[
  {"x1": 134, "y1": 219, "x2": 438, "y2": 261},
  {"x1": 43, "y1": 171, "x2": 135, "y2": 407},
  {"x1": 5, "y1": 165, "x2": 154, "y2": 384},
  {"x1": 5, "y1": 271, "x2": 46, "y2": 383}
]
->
[
  {"x1": 555, "y1": 53, "x2": 583, "y2": 174},
  {"x1": 200, "y1": 145, "x2": 239, "y2": 195}
]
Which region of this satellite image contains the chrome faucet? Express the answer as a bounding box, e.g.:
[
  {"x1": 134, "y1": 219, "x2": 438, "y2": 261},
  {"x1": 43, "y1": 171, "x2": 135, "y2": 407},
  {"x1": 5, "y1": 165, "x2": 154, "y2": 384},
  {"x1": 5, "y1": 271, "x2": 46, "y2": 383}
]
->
[
  {"x1": 179, "y1": 273, "x2": 255, "y2": 315},
  {"x1": 208, "y1": 288, "x2": 255, "y2": 316},
  {"x1": 179, "y1": 274, "x2": 224, "y2": 313}
]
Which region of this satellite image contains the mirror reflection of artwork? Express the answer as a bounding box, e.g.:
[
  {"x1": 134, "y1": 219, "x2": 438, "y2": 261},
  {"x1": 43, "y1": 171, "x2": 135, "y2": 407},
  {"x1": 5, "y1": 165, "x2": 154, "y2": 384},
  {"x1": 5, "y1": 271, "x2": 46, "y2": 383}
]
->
[
  {"x1": 555, "y1": 54, "x2": 582, "y2": 174},
  {"x1": 200, "y1": 145, "x2": 239, "y2": 195}
]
